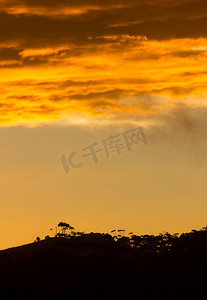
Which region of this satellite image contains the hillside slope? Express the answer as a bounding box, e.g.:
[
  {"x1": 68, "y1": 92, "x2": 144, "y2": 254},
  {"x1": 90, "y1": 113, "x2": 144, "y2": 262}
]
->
[{"x1": 0, "y1": 229, "x2": 207, "y2": 298}]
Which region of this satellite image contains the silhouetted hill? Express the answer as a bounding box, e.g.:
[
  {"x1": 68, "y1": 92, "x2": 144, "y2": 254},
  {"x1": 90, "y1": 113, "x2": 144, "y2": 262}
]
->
[{"x1": 0, "y1": 228, "x2": 207, "y2": 299}]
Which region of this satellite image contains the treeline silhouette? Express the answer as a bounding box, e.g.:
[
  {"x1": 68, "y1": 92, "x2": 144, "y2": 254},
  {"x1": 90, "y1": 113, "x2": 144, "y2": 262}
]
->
[{"x1": 0, "y1": 222, "x2": 207, "y2": 298}]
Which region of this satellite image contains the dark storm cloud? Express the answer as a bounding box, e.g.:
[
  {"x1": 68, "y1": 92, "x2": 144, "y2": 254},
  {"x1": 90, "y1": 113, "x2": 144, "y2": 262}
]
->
[{"x1": 0, "y1": 0, "x2": 207, "y2": 49}]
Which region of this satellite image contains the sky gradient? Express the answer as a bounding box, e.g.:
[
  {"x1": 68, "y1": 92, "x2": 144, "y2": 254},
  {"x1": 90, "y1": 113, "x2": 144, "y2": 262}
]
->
[{"x1": 0, "y1": 0, "x2": 207, "y2": 249}]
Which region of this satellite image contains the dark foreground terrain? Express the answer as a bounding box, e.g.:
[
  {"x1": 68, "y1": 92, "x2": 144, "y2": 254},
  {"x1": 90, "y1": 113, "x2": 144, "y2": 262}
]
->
[{"x1": 0, "y1": 226, "x2": 207, "y2": 299}]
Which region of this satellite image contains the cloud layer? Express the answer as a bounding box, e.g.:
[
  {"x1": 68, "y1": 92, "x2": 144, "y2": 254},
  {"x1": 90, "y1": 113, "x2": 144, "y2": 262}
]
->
[{"x1": 0, "y1": 0, "x2": 207, "y2": 126}]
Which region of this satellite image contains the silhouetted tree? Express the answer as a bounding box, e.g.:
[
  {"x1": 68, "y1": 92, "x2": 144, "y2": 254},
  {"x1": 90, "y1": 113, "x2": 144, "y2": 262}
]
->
[
  {"x1": 57, "y1": 222, "x2": 75, "y2": 238},
  {"x1": 34, "y1": 236, "x2": 40, "y2": 242}
]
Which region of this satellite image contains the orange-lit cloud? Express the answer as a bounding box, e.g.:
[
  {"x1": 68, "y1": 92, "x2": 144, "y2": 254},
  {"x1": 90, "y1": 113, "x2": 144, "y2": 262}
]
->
[{"x1": 0, "y1": 0, "x2": 207, "y2": 126}]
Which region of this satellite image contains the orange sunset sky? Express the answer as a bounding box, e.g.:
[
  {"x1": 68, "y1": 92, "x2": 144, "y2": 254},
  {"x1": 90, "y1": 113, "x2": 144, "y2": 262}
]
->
[{"x1": 1, "y1": 0, "x2": 207, "y2": 249}]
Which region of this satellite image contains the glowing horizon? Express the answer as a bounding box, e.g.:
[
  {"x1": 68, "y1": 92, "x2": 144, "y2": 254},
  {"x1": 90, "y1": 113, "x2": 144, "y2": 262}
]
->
[{"x1": 1, "y1": 0, "x2": 207, "y2": 249}]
